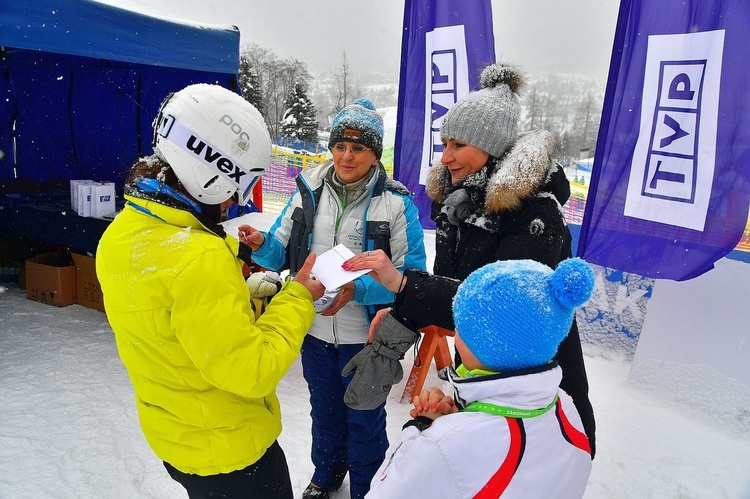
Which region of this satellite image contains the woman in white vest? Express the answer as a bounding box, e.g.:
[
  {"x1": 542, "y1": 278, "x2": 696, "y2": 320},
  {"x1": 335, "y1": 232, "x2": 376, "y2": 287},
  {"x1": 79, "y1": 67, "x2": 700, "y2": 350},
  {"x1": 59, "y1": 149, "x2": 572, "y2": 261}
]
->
[{"x1": 239, "y1": 98, "x2": 426, "y2": 499}]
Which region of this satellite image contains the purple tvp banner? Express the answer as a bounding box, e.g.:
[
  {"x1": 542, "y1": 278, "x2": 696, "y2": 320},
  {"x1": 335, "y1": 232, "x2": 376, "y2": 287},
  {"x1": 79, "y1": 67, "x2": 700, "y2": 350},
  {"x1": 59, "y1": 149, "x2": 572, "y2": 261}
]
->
[
  {"x1": 394, "y1": 0, "x2": 495, "y2": 229},
  {"x1": 578, "y1": 0, "x2": 750, "y2": 281}
]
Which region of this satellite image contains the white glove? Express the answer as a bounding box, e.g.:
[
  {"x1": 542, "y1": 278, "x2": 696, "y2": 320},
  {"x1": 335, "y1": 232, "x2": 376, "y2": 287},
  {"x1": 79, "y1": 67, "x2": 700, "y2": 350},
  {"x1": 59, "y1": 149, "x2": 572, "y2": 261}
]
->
[
  {"x1": 313, "y1": 287, "x2": 340, "y2": 313},
  {"x1": 246, "y1": 271, "x2": 283, "y2": 300}
]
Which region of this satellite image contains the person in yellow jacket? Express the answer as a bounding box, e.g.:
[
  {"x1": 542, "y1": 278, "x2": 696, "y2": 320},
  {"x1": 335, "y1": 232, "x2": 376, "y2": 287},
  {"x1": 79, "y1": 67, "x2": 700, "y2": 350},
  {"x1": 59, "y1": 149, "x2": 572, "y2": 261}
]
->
[{"x1": 96, "y1": 84, "x2": 325, "y2": 499}]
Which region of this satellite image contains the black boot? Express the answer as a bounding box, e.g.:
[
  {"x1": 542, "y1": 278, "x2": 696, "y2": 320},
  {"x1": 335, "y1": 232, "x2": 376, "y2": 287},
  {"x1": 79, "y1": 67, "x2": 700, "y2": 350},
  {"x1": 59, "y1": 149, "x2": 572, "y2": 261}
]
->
[
  {"x1": 302, "y1": 483, "x2": 331, "y2": 499},
  {"x1": 303, "y1": 466, "x2": 347, "y2": 498}
]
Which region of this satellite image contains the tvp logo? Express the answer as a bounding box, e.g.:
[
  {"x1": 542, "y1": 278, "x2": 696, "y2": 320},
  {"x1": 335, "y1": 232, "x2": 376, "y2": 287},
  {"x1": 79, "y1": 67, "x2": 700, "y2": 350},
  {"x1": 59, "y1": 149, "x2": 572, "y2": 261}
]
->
[
  {"x1": 419, "y1": 25, "x2": 470, "y2": 185},
  {"x1": 625, "y1": 30, "x2": 725, "y2": 231}
]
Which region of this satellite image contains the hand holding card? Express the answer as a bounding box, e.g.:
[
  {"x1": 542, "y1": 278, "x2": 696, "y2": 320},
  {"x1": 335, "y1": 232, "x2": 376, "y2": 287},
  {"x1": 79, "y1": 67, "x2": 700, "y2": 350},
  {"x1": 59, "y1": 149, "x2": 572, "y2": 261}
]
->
[{"x1": 311, "y1": 244, "x2": 371, "y2": 290}]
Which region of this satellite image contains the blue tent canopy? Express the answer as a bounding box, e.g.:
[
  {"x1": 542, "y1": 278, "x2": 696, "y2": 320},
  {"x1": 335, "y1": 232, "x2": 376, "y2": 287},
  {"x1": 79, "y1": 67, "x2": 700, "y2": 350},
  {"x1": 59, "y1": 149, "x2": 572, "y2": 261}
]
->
[{"x1": 0, "y1": 0, "x2": 241, "y2": 185}]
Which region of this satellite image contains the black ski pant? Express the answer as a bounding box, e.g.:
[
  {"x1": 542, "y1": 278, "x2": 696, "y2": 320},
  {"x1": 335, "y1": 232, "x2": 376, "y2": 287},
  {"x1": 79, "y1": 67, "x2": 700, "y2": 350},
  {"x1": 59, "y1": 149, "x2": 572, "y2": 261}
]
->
[{"x1": 164, "y1": 440, "x2": 293, "y2": 499}]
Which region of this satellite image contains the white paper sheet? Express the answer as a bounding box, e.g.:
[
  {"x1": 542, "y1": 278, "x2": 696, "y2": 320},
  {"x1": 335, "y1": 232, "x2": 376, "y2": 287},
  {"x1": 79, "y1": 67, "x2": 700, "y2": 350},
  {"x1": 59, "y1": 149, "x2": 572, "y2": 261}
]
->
[{"x1": 311, "y1": 244, "x2": 371, "y2": 290}]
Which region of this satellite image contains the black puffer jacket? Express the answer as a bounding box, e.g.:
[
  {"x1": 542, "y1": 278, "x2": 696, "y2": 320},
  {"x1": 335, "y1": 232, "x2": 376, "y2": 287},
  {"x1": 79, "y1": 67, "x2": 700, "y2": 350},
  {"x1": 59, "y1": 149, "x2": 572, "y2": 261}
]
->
[{"x1": 393, "y1": 129, "x2": 596, "y2": 457}]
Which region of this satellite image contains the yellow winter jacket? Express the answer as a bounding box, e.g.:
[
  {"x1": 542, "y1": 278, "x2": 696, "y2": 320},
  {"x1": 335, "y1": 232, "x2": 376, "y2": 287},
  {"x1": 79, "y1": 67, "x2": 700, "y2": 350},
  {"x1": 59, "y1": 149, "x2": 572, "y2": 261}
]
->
[{"x1": 96, "y1": 195, "x2": 315, "y2": 475}]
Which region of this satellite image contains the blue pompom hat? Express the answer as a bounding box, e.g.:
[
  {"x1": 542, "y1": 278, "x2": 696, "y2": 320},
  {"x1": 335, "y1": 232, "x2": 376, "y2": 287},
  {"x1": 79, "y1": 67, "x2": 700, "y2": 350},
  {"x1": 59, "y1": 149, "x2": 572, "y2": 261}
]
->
[
  {"x1": 328, "y1": 98, "x2": 384, "y2": 158},
  {"x1": 453, "y1": 258, "x2": 595, "y2": 372}
]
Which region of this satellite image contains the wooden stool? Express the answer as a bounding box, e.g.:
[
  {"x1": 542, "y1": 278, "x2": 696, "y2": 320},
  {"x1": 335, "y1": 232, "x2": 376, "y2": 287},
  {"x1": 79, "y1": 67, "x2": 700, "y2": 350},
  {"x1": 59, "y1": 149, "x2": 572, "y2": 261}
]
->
[{"x1": 400, "y1": 325, "x2": 455, "y2": 403}]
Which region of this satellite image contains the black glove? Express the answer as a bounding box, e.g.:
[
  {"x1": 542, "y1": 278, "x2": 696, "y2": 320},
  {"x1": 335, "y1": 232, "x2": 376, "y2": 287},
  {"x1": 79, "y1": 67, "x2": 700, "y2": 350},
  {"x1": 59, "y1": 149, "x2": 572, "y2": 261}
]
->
[{"x1": 342, "y1": 312, "x2": 420, "y2": 410}]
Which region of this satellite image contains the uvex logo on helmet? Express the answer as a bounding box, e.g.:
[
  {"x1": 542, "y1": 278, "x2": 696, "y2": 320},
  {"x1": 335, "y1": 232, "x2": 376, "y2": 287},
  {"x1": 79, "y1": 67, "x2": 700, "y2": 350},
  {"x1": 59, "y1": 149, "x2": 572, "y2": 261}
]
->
[{"x1": 185, "y1": 136, "x2": 246, "y2": 185}]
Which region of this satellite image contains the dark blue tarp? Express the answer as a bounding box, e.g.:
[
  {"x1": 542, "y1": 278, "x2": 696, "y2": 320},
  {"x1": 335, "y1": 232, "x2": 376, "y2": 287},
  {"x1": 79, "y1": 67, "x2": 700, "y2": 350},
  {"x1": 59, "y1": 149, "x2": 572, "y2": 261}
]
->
[{"x1": 0, "y1": 0, "x2": 240, "y2": 185}]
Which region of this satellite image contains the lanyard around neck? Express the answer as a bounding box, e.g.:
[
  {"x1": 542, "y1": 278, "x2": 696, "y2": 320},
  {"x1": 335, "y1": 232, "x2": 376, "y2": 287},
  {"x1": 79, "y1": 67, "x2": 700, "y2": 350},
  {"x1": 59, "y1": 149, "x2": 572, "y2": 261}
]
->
[{"x1": 464, "y1": 396, "x2": 558, "y2": 419}]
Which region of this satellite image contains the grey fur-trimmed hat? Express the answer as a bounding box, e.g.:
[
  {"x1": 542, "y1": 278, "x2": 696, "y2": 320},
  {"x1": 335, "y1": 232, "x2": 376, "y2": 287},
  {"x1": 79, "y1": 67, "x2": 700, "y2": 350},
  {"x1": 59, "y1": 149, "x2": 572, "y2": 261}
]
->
[{"x1": 440, "y1": 63, "x2": 524, "y2": 158}]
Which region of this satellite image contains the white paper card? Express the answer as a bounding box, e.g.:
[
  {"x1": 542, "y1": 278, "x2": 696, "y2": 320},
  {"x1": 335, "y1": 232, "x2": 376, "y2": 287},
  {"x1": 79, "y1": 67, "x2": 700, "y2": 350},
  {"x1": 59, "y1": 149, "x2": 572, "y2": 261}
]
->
[{"x1": 311, "y1": 244, "x2": 371, "y2": 290}]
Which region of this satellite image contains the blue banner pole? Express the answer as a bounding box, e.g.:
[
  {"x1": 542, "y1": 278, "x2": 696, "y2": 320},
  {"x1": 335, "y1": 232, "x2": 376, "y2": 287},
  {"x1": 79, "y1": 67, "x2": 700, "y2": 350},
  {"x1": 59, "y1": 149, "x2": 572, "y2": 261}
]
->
[{"x1": 394, "y1": 0, "x2": 495, "y2": 230}]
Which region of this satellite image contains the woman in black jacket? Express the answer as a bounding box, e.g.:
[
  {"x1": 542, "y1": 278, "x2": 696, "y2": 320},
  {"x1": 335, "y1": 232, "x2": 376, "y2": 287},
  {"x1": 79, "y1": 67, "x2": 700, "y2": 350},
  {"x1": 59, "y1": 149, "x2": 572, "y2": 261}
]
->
[{"x1": 343, "y1": 62, "x2": 596, "y2": 457}]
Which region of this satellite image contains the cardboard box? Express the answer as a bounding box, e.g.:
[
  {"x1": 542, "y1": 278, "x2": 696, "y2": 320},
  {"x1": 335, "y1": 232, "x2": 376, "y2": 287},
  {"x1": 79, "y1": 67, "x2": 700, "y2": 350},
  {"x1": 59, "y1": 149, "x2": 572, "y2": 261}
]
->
[
  {"x1": 71, "y1": 253, "x2": 105, "y2": 311},
  {"x1": 0, "y1": 237, "x2": 44, "y2": 290},
  {"x1": 25, "y1": 254, "x2": 77, "y2": 307}
]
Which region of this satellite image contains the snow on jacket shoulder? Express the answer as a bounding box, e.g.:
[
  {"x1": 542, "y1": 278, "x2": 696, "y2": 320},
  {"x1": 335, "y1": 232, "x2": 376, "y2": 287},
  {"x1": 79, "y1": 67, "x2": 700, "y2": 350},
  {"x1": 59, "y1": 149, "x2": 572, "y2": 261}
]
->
[{"x1": 96, "y1": 195, "x2": 316, "y2": 475}]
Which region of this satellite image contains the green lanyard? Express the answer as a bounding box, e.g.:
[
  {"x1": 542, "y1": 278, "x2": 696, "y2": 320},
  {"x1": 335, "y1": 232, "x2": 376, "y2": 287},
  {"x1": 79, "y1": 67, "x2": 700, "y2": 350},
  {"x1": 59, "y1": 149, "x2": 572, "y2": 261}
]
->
[
  {"x1": 455, "y1": 364, "x2": 558, "y2": 418},
  {"x1": 464, "y1": 396, "x2": 558, "y2": 419}
]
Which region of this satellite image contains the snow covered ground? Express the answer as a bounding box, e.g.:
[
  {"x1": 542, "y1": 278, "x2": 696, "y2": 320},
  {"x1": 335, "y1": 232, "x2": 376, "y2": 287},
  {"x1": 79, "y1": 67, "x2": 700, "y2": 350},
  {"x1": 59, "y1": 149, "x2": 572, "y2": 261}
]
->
[{"x1": 1, "y1": 222, "x2": 749, "y2": 498}]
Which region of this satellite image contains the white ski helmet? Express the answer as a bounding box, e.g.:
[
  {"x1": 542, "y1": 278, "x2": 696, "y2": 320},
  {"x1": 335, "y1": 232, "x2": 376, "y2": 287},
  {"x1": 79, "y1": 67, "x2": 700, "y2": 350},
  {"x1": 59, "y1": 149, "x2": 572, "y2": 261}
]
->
[{"x1": 152, "y1": 84, "x2": 271, "y2": 206}]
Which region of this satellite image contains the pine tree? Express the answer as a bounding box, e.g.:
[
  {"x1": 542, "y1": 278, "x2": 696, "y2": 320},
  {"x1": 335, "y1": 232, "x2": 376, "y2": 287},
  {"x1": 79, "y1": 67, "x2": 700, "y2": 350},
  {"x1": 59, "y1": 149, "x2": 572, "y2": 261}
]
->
[
  {"x1": 279, "y1": 83, "x2": 319, "y2": 143},
  {"x1": 238, "y1": 52, "x2": 264, "y2": 118}
]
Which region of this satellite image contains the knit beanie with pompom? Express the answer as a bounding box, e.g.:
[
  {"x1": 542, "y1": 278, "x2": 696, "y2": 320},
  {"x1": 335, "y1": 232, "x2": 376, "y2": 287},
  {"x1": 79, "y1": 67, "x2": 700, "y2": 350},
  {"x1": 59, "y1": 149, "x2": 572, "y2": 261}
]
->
[
  {"x1": 328, "y1": 98, "x2": 384, "y2": 158},
  {"x1": 440, "y1": 63, "x2": 524, "y2": 158},
  {"x1": 452, "y1": 258, "x2": 594, "y2": 372}
]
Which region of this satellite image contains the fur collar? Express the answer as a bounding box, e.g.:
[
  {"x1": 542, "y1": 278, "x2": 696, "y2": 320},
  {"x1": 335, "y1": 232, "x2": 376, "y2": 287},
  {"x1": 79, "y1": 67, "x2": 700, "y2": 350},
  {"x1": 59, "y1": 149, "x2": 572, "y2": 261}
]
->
[{"x1": 426, "y1": 129, "x2": 556, "y2": 213}]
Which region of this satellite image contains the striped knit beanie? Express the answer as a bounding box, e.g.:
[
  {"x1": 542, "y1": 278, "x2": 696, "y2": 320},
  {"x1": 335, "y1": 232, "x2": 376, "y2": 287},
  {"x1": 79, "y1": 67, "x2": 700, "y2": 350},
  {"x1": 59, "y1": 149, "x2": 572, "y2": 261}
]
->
[{"x1": 328, "y1": 98, "x2": 384, "y2": 158}]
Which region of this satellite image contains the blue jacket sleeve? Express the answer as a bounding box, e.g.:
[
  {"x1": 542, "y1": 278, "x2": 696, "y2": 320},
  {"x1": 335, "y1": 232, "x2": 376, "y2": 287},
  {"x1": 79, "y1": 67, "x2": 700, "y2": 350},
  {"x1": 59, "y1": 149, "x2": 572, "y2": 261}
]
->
[
  {"x1": 353, "y1": 194, "x2": 426, "y2": 304},
  {"x1": 250, "y1": 194, "x2": 297, "y2": 272}
]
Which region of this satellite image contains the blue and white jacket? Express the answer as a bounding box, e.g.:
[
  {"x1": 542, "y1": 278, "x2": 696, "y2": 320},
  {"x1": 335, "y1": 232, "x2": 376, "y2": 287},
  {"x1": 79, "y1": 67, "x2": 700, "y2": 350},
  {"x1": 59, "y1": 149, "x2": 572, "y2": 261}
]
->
[{"x1": 252, "y1": 161, "x2": 426, "y2": 344}]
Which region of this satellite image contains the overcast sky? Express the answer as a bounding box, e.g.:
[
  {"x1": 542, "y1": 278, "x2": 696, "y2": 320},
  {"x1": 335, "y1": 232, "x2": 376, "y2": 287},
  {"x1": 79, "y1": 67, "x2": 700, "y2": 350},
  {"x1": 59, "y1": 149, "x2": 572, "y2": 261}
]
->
[{"x1": 97, "y1": 0, "x2": 620, "y2": 81}]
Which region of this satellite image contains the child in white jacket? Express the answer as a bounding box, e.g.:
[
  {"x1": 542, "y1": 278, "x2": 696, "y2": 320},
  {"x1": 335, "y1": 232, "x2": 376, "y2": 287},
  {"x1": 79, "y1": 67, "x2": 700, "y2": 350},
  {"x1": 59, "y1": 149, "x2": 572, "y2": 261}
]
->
[{"x1": 366, "y1": 258, "x2": 595, "y2": 499}]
